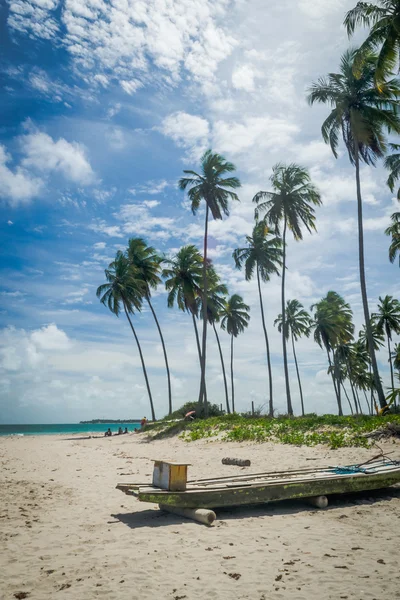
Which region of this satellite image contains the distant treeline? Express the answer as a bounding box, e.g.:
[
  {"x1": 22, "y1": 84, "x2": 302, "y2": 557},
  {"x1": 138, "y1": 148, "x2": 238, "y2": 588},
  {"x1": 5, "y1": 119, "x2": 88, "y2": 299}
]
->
[{"x1": 80, "y1": 419, "x2": 141, "y2": 424}]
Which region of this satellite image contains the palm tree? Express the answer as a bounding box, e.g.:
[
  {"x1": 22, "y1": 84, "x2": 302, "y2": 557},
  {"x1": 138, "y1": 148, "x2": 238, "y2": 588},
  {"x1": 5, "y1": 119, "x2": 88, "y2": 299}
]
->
[
  {"x1": 344, "y1": 0, "x2": 400, "y2": 90},
  {"x1": 162, "y1": 245, "x2": 203, "y2": 370},
  {"x1": 307, "y1": 48, "x2": 400, "y2": 410},
  {"x1": 253, "y1": 164, "x2": 321, "y2": 416},
  {"x1": 127, "y1": 238, "x2": 172, "y2": 415},
  {"x1": 311, "y1": 292, "x2": 354, "y2": 415},
  {"x1": 274, "y1": 300, "x2": 312, "y2": 416},
  {"x1": 358, "y1": 323, "x2": 385, "y2": 413},
  {"x1": 385, "y1": 212, "x2": 400, "y2": 265},
  {"x1": 179, "y1": 150, "x2": 241, "y2": 412},
  {"x1": 196, "y1": 265, "x2": 230, "y2": 413},
  {"x1": 384, "y1": 145, "x2": 400, "y2": 198},
  {"x1": 220, "y1": 294, "x2": 250, "y2": 413},
  {"x1": 96, "y1": 251, "x2": 156, "y2": 421},
  {"x1": 372, "y1": 295, "x2": 400, "y2": 392},
  {"x1": 233, "y1": 223, "x2": 283, "y2": 416}
]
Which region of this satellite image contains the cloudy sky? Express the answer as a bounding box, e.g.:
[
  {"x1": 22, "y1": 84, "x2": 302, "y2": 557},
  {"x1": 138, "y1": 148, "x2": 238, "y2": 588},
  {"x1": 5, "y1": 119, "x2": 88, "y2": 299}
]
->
[{"x1": 0, "y1": 0, "x2": 398, "y2": 424}]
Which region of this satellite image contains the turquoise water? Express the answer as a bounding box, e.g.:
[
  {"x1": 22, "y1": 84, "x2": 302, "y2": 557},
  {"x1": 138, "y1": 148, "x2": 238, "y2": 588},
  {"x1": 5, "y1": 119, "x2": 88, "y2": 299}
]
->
[{"x1": 0, "y1": 423, "x2": 141, "y2": 437}]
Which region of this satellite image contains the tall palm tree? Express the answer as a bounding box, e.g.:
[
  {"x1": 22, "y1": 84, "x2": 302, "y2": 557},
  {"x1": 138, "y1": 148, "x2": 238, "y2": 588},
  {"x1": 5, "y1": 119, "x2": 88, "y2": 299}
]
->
[
  {"x1": 384, "y1": 145, "x2": 400, "y2": 198},
  {"x1": 311, "y1": 291, "x2": 354, "y2": 415},
  {"x1": 96, "y1": 251, "x2": 156, "y2": 421},
  {"x1": 359, "y1": 322, "x2": 385, "y2": 413},
  {"x1": 344, "y1": 0, "x2": 400, "y2": 90},
  {"x1": 372, "y1": 295, "x2": 400, "y2": 392},
  {"x1": 220, "y1": 294, "x2": 250, "y2": 413},
  {"x1": 196, "y1": 265, "x2": 230, "y2": 413},
  {"x1": 392, "y1": 342, "x2": 400, "y2": 371},
  {"x1": 253, "y1": 164, "x2": 321, "y2": 416},
  {"x1": 162, "y1": 245, "x2": 204, "y2": 371},
  {"x1": 308, "y1": 48, "x2": 400, "y2": 409},
  {"x1": 233, "y1": 223, "x2": 283, "y2": 416},
  {"x1": 127, "y1": 238, "x2": 173, "y2": 415},
  {"x1": 385, "y1": 212, "x2": 400, "y2": 265},
  {"x1": 179, "y1": 150, "x2": 241, "y2": 412},
  {"x1": 274, "y1": 300, "x2": 312, "y2": 416}
]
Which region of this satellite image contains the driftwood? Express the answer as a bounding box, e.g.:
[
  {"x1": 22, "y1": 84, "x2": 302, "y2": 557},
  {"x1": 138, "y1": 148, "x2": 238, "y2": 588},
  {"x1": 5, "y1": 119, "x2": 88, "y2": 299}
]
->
[
  {"x1": 364, "y1": 423, "x2": 400, "y2": 440},
  {"x1": 222, "y1": 458, "x2": 251, "y2": 467},
  {"x1": 159, "y1": 504, "x2": 216, "y2": 526}
]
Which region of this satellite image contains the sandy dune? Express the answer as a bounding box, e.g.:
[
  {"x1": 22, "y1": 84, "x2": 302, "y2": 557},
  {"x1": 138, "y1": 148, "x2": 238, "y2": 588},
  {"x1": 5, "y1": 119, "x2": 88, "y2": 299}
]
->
[{"x1": 0, "y1": 432, "x2": 399, "y2": 600}]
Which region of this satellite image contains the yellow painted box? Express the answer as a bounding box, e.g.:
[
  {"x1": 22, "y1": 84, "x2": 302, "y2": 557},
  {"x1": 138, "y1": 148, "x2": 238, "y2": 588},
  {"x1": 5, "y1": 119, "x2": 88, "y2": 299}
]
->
[{"x1": 152, "y1": 460, "x2": 190, "y2": 491}]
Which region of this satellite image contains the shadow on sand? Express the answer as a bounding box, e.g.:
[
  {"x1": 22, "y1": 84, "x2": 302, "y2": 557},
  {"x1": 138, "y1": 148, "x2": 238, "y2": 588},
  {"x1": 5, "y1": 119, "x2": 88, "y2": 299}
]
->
[{"x1": 111, "y1": 485, "x2": 400, "y2": 529}]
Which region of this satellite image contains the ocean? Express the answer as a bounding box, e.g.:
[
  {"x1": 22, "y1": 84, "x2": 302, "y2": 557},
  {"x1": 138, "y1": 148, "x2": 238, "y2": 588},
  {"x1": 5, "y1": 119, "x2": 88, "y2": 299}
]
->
[{"x1": 0, "y1": 423, "x2": 141, "y2": 437}]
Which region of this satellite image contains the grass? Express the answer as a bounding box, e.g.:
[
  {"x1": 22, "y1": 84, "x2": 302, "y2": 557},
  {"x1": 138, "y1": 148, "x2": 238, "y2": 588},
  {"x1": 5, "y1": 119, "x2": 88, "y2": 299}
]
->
[{"x1": 143, "y1": 413, "x2": 400, "y2": 449}]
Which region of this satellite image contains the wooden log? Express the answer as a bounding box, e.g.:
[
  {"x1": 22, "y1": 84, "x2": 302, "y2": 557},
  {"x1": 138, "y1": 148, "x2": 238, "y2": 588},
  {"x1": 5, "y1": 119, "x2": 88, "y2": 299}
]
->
[
  {"x1": 159, "y1": 504, "x2": 216, "y2": 526},
  {"x1": 305, "y1": 495, "x2": 328, "y2": 509},
  {"x1": 222, "y1": 458, "x2": 251, "y2": 467}
]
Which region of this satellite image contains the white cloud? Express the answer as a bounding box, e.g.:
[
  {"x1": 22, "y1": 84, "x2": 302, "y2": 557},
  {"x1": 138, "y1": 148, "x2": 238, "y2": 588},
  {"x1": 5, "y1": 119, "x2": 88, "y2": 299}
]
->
[
  {"x1": 21, "y1": 131, "x2": 95, "y2": 184},
  {"x1": 232, "y1": 64, "x2": 260, "y2": 92},
  {"x1": 93, "y1": 242, "x2": 106, "y2": 250},
  {"x1": 0, "y1": 144, "x2": 43, "y2": 206},
  {"x1": 159, "y1": 112, "x2": 210, "y2": 158},
  {"x1": 116, "y1": 202, "x2": 176, "y2": 241},
  {"x1": 8, "y1": 0, "x2": 236, "y2": 94},
  {"x1": 31, "y1": 323, "x2": 71, "y2": 350}
]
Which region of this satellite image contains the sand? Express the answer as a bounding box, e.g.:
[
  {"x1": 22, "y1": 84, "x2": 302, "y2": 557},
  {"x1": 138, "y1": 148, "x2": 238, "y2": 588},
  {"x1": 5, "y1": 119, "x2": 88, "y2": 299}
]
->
[{"x1": 0, "y1": 432, "x2": 399, "y2": 600}]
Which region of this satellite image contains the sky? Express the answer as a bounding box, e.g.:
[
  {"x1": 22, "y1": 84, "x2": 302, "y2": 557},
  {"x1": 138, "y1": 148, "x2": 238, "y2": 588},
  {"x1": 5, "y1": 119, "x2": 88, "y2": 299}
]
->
[{"x1": 0, "y1": 0, "x2": 399, "y2": 424}]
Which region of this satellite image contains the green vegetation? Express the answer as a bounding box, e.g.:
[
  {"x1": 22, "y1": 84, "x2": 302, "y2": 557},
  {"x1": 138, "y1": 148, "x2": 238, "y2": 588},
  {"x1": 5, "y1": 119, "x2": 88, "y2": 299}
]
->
[{"x1": 145, "y1": 413, "x2": 400, "y2": 449}]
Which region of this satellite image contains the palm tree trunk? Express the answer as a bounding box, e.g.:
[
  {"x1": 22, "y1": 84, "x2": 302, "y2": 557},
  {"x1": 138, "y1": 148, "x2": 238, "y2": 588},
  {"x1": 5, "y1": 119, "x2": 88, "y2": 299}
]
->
[
  {"x1": 333, "y1": 351, "x2": 342, "y2": 416},
  {"x1": 230, "y1": 333, "x2": 235, "y2": 413},
  {"x1": 198, "y1": 204, "x2": 209, "y2": 414},
  {"x1": 363, "y1": 389, "x2": 371, "y2": 414},
  {"x1": 192, "y1": 313, "x2": 207, "y2": 404},
  {"x1": 291, "y1": 332, "x2": 304, "y2": 416},
  {"x1": 122, "y1": 300, "x2": 155, "y2": 421},
  {"x1": 345, "y1": 355, "x2": 359, "y2": 414},
  {"x1": 146, "y1": 295, "x2": 172, "y2": 415},
  {"x1": 387, "y1": 334, "x2": 395, "y2": 393},
  {"x1": 281, "y1": 216, "x2": 293, "y2": 415},
  {"x1": 341, "y1": 382, "x2": 354, "y2": 415},
  {"x1": 327, "y1": 349, "x2": 342, "y2": 416},
  {"x1": 354, "y1": 140, "x2": 386, "y2": 409},
  {"x1": 256, "y1": 265, "x2": 274, "y2": 417},
  {"x1": 213, "y1": 323, "x2": 230, "y2": 414},
  {"x1": 355, "y1": 386, "x2": 363, "y2": 414}
]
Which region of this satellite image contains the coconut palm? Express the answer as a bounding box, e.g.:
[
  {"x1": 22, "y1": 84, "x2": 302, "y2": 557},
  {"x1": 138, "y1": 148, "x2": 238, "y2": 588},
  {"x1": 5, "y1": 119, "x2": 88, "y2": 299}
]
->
[
  {"x1": 179, "y1": 150, "x2": 241, "y2": 411},
  {"x1": 344, "y1": 0, "x2": 400, "y2": 90},
  {"x1": 274, "y1": 300, "x2": 312, "y2": 416},
  {"x1": 96, "y1": 251, "x2": 156, "y2": 421},
  {"x1": 253, "y1": 164, "x2": 321, "y2": 416},
  {"x1": 127, "y1": 238, "x2": 172, "y2": 415},
  {"x1": 308, "y1": 48, "x2": 400, "y2": 409},
  {"x1": 220, "y1": 294, "x2": 250, "y2": 413},
  {"x1": 233, "y1": 223, "x2": 283, "y2": 416},
  {"x1": 385, "y1": 212, "x2": 400, "y2": 265},
  {"x1": 392, "y1": 342, "x2": 400, "y2": 371},
  {"x1": 196, "y1": 266, "x2": 230, "y2": 413},
  {"x1": 384, "y1": 145, "x2": 400, "y2": 198},
  {"x1": 311, "y1": 292, "x2": 354, "y2": 415},
  {"x1": 358, "y1": 323, "x2": 385, "y2": 413},
  {"x1": 162, "y1": 245, "x2": 204, "y2": 373},
  {"x1": 372, "y1": 295, "x2": 400, "y2": 392}
]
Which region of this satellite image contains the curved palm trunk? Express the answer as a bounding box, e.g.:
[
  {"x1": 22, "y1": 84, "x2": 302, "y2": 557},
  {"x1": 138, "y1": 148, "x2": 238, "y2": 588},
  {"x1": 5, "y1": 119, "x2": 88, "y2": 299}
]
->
[
  {"x1": 213, "y1": 322, "x2": 230, "y2": 414},
  {"x1": 256, "y1": 265, "x2": 274, "y2": 417},
  {"x1": 354, "y1": 141, "x2": 386, "y2": 409},
  {"x1": 341, "y1": 382, "x2": 354, "y2": 415},
  {"x1": 327, "y1": 349, "x2": 342, "y2": 416},
  {"x1": 363, "y1": 389, "x2": 371, "y2": 414},
  {"x1": 198, "y1": 204, "x2": 210, "y2": 415},
  {"x1": 192, "y1": 313, "x2": 207, "y2": 404},
  {"x1": 345, "y1": 355, "x2": 359, "y2": 414},
  {"x1": 291, "y1": 332, "x2": 304, "y2": 416},
  {"x1": 146, "y1": 295, "x2": 172, "y2": 415},
  {"x1": 387, "y1": 334, "x2": 395, "y2": 393},
  {"x1": 122, "y1": 300, "x2": 155, "y2": 422},
  {"x1": 281, "y1": 217, "x2": 293, "y2": 415},
  {"x1": 230, "y1": 333, "x2": 235, "y2": 413}
]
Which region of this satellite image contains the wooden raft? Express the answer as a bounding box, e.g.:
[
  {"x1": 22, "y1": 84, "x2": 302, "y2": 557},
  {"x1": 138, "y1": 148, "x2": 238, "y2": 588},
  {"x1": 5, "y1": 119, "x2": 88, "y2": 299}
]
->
[{"x1": 116, "y1": 458, "x2": 400, "y2": 525}]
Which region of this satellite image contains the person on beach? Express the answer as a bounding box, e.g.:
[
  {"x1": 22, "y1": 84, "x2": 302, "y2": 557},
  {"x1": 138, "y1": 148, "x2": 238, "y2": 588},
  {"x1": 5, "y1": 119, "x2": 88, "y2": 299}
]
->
[
  {"x1": 124, "y1": 427, "x2": 128, "y2": 434},
  {"x1": 118, "y1": 427, "x2": 123, "y2": 435},
  {"x1": 105, "y1": 428, "x2": 112, "y2": 437},
  {"x1": 140, "y1": 417, "x2": 147, "y2": 428}
]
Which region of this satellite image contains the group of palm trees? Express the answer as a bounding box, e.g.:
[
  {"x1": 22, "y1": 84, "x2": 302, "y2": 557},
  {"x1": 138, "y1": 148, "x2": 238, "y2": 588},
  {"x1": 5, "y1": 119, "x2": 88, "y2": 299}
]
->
[{"x1": 96, "y1": 0, "x2": 400, "y2": 420}]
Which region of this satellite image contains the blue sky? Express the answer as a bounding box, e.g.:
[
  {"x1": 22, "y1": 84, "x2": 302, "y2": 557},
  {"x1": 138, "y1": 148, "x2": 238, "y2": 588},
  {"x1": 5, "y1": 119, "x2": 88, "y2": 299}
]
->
[{"x1": 0, "y1": 0, "x2": 399, "y2": 423}]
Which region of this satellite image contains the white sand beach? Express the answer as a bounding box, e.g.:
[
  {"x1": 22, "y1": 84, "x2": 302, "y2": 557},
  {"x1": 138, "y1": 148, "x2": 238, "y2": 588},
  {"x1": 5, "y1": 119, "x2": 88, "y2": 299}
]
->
[{"x1": 1, "y1": 433, "x2": 399, "y2": 600}]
